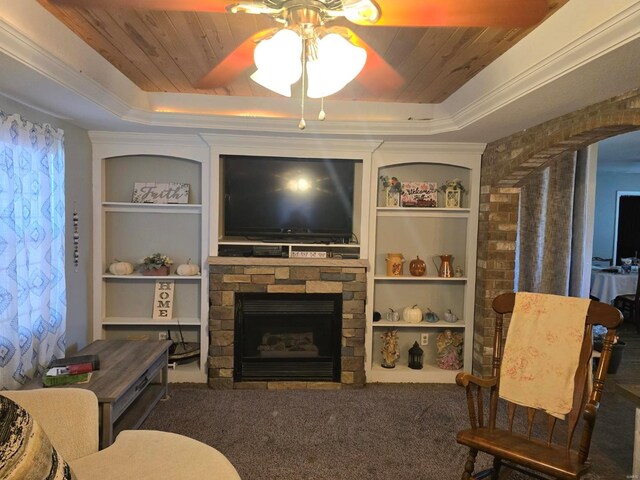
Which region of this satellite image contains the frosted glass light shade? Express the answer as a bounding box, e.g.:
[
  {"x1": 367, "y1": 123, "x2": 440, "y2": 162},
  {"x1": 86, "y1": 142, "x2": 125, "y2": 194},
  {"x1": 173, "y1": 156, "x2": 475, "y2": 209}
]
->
[
  {"x1": 306, "y1": 34, "x2": 367, "y2": 99},
  {"x1": 342, "y1": 0, "x2": 380, "y2": 23},
  {"x1": 250, "y1": 29, "x2": 302, "y2": 97}
]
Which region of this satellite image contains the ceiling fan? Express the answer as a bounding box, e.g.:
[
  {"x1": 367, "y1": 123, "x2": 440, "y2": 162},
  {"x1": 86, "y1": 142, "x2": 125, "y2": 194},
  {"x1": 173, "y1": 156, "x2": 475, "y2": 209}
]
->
[{"x1": 48, "y1": 0, "x2": 550, "y2": 127}]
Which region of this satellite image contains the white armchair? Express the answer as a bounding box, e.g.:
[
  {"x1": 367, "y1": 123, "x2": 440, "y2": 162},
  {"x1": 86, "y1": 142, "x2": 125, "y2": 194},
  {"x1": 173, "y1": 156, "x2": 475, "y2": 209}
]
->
[{"x1": 3, "y1": 388, "x2": 240, "y2": 480}]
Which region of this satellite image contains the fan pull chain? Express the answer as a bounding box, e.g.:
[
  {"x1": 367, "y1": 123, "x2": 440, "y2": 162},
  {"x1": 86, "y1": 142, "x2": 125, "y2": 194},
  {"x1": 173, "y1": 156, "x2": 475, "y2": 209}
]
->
[
  {"x1": 299, "y1": 37, "x2": 307, "y2": 130},
  {"x1": 318, "y1": 97, "x2": 326, "y2": 121}
]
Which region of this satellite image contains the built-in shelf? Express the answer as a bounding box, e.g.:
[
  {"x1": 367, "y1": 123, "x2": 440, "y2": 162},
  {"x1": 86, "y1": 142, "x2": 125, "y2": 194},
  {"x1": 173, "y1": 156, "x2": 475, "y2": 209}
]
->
[
  {"x1": 92, "y1": 136, "x2": 210, "y2": 384},
  {"x1": 373, "y1": 275, "x2": 467, "y2": 282},
  {"x1": 370, "y1": 362, "x2": 462, "y2": 383},
  {"x1": 217, "y1": 238, "x2": 362, "y2": 260},
  {"x1": 376, "y1": 207, "x2": 470, "y2": 218},
  {"x1": 366, "y1": 145, "x2": 482, "y2": 384},
  {"x1": 167, "y1": 361, "x2": 202, "y2": 383},
  {"x1": 102, "y1": 201, "x2": 202, "y2": 214},
  {"x1": 373, "y1": 320, "x2": 465, "y2": 328},
  {"x1": 102, "y1": 273, "x2": 202, "y2": 280},
  {"x1": 218, "y1": 238, "x2": 359, "y2": 248},
  {"x1": 102, "y1": 317, "x2": 201, "y2": 326}
]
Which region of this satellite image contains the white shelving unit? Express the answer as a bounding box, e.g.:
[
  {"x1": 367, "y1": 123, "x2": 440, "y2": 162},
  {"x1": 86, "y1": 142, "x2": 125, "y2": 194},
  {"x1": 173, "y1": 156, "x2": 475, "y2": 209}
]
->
[
  {"x1": 91, "y1": 133, "x2": 210, "y2": 383},
  {"x1": 366, "y1": 143, "x2": 483, "y2": 383}
]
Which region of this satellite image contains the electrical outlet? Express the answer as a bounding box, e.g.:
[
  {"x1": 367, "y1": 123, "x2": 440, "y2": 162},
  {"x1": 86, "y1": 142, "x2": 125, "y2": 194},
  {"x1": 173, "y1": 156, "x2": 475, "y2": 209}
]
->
[
  {"x1": 158, "y1": 332, "x2": 168, "y2": 341},
  {"x1": 420, "y1": 333, "x2": 429, "y2": 346}
]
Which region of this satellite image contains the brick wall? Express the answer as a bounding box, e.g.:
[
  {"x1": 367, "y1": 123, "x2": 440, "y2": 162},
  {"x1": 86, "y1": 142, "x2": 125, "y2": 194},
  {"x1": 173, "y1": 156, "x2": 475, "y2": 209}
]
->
[
  {"x1": 208, "y1": 259, "x2": 367, "y2": 389},
  {"x1": 474, "y1": 87, "x2": 640, "y2": 375}
]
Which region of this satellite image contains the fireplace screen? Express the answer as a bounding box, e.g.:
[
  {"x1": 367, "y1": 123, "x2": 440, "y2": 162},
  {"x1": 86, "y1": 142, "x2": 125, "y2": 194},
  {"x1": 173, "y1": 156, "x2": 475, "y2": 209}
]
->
[{"x1": 234, "y1": 293, "x2": 342, "y2": 382}]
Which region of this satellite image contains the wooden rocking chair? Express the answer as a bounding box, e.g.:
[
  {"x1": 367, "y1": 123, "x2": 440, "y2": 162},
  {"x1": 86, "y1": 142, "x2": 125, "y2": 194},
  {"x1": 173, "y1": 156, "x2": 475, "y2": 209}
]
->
[{"x1": 456, "y1": 292, "x2": 623, "y2": 479}]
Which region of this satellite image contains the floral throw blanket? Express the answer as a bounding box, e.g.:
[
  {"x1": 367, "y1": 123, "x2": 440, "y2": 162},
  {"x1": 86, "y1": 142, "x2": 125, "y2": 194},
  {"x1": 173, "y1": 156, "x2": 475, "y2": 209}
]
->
[{"x1": 499, "y1": 292, "x2": 590, "y2": 419}]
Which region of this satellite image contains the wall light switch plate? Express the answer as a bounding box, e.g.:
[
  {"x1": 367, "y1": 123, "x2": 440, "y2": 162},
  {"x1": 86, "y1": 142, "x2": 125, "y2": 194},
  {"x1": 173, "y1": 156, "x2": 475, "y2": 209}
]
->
[{"x1": 420, "y1": 333, "x2": 429, "y2": 346}]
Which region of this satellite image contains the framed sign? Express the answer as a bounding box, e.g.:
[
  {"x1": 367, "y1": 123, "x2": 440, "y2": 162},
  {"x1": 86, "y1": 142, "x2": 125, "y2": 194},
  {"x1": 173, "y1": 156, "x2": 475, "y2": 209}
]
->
[
  {"x1": 153, "y1": 280, "x2": 174, "y2": 320},
  {"x1": 401, "y1": 181, "x2": 438, "y2": 207},
  {"x1": 132, "y1": 182, "x2": 190, "y2": 204}
]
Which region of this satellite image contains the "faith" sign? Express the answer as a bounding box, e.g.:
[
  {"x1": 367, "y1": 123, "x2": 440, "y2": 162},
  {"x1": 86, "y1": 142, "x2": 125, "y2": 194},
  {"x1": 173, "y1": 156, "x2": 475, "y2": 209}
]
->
[{"x1": 132, "y1": 182, "x2": 190, "y2": 204}]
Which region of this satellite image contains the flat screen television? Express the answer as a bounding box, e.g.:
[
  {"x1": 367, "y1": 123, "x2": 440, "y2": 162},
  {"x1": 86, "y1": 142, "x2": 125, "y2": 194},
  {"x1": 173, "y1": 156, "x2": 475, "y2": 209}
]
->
[{"x1": 222, "y1": 155, "x2": 355, "y2": 243}]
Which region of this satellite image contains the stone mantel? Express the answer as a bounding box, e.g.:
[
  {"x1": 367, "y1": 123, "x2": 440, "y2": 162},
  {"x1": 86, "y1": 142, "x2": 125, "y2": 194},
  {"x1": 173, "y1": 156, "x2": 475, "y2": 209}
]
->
[{"x1": 208, "y1": 256, "x2": 369, "y2": 268}]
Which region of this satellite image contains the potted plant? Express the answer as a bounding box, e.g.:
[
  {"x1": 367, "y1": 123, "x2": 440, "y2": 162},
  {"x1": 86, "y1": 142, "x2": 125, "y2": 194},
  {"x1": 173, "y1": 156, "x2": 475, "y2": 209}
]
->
[
  {"x1": 137, "y1": 252, "x2": 173, "y2": 276},
  {"x1": 380, "y1": 175, "x2": 402, "y2": 207},
  {"x1": 439, "y1": 178, "x2": 465, "y2": 208},
  {"x1": 593, "y1": 325, "x2": 625, "y2": 374}
]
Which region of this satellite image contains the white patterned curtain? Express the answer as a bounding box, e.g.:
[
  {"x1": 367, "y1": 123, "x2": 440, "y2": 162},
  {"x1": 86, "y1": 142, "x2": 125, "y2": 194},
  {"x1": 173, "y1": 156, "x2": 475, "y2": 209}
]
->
[{"x1": 0, "y1": 111, "x2": 66, "y2": 390}]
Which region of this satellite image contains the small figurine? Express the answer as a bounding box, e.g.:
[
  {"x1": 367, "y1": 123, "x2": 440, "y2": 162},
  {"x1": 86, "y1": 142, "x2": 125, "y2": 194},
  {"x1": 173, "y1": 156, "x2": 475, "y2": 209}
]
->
[{"x1": 380, "y1": 329, "x2": 400, "y2": 368}]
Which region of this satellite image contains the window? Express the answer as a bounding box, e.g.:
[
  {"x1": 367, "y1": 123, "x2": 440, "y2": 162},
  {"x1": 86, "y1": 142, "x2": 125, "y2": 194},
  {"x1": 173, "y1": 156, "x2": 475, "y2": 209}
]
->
[{"x1": 0, "y1": 111, "x2": 66, "y2": 389}]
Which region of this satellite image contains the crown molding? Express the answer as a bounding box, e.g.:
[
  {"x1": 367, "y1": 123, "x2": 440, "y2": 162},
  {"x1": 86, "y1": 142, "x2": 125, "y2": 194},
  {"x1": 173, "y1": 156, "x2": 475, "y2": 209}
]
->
[
  {"x1": 200, "y1": 133, "x2": 384, "y2": 155},
  {"x1": 447, "y1": 0, "x2": 640, "y2": 128},
  {"x1": 88, "y1": 131, "x2": 209, "y2": 161},
  {"x1": 376, "y1": 142, "x2": 486, "y2": 156}
]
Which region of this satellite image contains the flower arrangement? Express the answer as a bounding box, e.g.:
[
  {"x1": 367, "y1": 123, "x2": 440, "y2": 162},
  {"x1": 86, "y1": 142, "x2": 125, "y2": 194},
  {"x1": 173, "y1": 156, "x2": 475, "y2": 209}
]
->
[
  {"x1": 593, "y1": 325, "x2": 620, "y2": 346},
  {"x1": 380, "y1": 175, "x2": 402, "y2": 193},
  {"x1": 439, "y1": 178, "x2": 465, "y2": 192},
  {"x1": 137, "y1": 252, "x2": 173, "y2": 271}
]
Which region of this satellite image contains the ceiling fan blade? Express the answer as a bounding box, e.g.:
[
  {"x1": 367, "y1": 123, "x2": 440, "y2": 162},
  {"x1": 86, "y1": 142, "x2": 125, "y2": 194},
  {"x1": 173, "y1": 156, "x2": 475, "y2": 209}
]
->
[
  {"x1": 364, "y1": 0, "x2": 549, "y2": 27},
  {"x1": 47, "y1": 0, "x2": 231, "y2": 12},
  {"x1": 344, "y1": 31, "x2": 404, "y2": 95},
  {"x1": 195, "y1": 29, "x2": 276, "y2": 89}
]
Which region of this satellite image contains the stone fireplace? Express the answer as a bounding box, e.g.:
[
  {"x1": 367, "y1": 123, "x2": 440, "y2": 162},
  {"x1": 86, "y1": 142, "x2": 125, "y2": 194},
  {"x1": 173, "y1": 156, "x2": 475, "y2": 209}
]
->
[{"x1": 208, "y1": 258, "x2": 367, "y2": 389}]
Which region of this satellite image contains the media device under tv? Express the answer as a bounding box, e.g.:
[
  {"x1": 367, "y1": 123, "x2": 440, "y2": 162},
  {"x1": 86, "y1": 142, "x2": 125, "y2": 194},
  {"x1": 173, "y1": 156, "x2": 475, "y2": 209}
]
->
[{"x1": 222, "y1": 155, "x2": 355, "y2": 243}]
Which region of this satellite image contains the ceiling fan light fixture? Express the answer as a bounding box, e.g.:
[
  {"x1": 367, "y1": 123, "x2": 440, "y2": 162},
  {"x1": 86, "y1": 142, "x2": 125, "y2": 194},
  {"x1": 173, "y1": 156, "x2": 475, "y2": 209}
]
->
[
  {"x1": 251, "y1": 29, "x2": 303, "y2": 96},
  {"x1": 306, "y1": 33, "x2": 366, "y2": 99},
  {"x1": 338, "y1": 0, "x2": 380, "y2": 24},
  {"x1": 227, "y1": 1, "x2": 281, "y2": 16},
  {"x1": 250, "y1": 69, "x2": 295, "y2": 97}
]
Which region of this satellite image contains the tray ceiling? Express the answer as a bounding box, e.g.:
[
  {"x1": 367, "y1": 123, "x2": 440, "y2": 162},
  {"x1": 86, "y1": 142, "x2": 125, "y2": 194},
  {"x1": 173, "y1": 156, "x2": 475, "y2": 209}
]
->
[{"x1": 36, "y1": 0, "x2": 568, "y2": 104}]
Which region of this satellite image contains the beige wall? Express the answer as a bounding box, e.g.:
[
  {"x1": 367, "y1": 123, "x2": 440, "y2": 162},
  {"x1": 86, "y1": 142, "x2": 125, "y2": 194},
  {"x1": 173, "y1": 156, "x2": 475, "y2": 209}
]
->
[{"x1": 0, "y1": 94, "x2": 92, "y2": 353}]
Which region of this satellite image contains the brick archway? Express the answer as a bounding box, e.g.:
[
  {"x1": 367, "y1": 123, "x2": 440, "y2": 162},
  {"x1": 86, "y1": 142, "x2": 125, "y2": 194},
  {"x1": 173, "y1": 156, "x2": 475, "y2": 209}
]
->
[{"x1": 473, "y1": 88, "x2": 640, "y2": 375}]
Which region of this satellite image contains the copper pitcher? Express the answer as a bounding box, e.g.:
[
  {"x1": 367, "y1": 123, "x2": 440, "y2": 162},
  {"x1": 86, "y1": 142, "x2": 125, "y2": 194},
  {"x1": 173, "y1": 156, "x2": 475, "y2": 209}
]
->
[{"x1": 433, "y1": 254, "x2": 453, "y2": 278}]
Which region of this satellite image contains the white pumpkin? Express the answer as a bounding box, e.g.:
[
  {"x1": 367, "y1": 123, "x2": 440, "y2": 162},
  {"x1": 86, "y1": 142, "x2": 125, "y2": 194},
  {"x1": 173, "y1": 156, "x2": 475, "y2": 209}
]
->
[
  {"x1": 176, "y1": 259, "x2": 200, "y2": 276},
  {"x1": 403, "y1": 304, "x2": 423, "y2": 324},
  {"x1": 108, "y1": 260, "x2": 133, "y2": 275}
]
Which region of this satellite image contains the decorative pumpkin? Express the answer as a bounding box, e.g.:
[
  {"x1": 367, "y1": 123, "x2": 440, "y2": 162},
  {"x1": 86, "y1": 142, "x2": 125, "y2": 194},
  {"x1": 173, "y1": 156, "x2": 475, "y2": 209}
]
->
[
  {"x1": 409, "y1": 256, "x2": 426, "y2": 276},
  {"x1": 176, "y1": 259, "x2": 200, "y2": 276},
  {"x1": 443, "y1": 309, "x2": 459, "y2": 323},
  {"x1": 108, "y1": 260, "x2": 133, "y2": 275},
  {"x1": 424, "y1": 308, "x2": 439, "y2": 323},
  {"x1": 403, "y1": 304, "x2": 423, "y2": 324},
  {"x1": 386, "y1": 308, "x2": 400, "y2": 322}
]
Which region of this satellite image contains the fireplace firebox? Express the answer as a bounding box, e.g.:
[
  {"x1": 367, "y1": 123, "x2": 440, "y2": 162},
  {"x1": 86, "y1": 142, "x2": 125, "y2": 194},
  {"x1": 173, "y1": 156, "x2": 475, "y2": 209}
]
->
[{"x1": 234, "y1": 293, "x2": 342, "y2": 382}]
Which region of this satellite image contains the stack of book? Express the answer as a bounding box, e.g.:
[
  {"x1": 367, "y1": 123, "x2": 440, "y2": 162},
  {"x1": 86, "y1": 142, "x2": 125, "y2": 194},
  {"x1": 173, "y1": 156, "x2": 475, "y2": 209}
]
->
[{"x1": 43, "y1": 354, "x2": 100, "y2": 387}]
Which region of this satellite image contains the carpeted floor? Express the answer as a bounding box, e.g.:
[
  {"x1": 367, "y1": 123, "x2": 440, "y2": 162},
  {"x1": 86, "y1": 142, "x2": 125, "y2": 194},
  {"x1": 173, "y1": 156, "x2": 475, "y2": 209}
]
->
[{"x1": 141, "y1": 377, "x2": 635, "y2": 480}]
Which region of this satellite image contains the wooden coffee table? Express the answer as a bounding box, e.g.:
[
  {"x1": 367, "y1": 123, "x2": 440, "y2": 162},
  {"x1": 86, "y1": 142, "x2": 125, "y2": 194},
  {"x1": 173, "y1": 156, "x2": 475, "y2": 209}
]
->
[{"x1": 64, "y1": 339, "x2": 172, "y2": 448}]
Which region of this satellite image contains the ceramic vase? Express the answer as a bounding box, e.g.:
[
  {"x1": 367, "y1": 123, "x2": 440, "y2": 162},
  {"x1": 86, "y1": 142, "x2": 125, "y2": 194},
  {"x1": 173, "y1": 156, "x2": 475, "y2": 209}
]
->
[{"x1": 385, "y1": 253, "x2": 405, "y2": 276}]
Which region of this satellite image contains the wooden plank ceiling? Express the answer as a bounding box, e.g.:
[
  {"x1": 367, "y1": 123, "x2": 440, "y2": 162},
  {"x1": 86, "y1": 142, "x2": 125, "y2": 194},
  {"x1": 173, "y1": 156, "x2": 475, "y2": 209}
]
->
[{"x1": 37, "y1": 0, "x2": 569, "y2": 104}]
